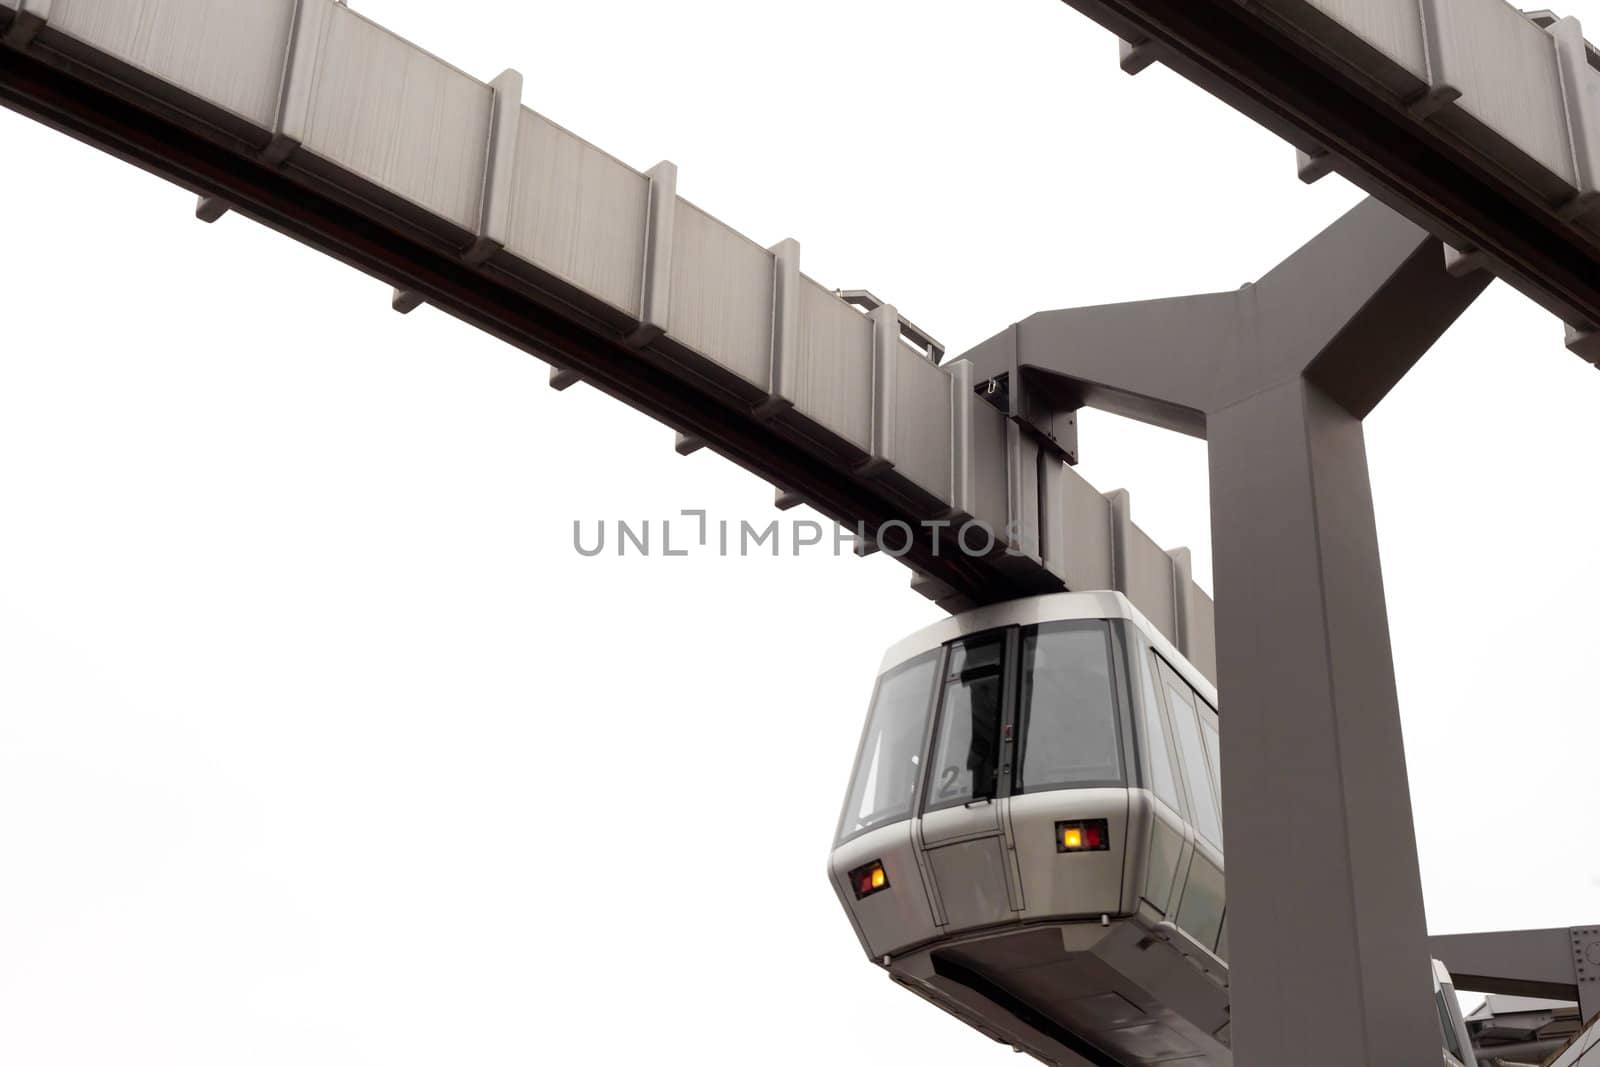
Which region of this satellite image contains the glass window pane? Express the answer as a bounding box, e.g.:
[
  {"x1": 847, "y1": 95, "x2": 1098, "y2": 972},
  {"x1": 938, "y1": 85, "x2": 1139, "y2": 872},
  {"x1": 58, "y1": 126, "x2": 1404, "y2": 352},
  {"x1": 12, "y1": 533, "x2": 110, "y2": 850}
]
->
[
  {"x1": 1200, "y1": 716, "x2": 1223, "y2": 810},
  {"x1": 1436, "y1": 989, "x2": 1464, "y2": 1060},
  {"x1": 926, "y1": 638, "x2": 1004, "y2": 809},
  {"x1": 1015, "y1": 622, "x2": 1124, "y2": 793},
  {"x1": 836, "y1": 652, "x2": 937, "y2": 843},
  {"x1": 1161, "y1": 667, "x2": 1223, "y2": 847},
  {"x1": 1137, "y1": 654, "x2": 1183, "y2": 812}
]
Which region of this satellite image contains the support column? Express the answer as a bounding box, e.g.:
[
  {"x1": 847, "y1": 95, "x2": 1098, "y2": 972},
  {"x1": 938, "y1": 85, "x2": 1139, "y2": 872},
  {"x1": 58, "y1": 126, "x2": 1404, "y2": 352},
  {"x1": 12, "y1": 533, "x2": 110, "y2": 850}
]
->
[{"x1": 1207, "y1": 378, "x2": 1435, "y2": 1067}]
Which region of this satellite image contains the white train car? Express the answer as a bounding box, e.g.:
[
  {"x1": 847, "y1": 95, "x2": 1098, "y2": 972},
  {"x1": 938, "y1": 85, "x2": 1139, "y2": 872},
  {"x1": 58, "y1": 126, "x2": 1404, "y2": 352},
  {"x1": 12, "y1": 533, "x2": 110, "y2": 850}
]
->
[{"x1": 830, "y1": 591, "x2": 1476, "y2": 1067}]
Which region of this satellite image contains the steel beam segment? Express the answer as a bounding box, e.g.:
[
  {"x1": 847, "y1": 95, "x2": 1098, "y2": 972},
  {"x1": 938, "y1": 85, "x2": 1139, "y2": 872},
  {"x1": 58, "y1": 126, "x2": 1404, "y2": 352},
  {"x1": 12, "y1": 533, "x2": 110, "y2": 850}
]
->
[
  {"x1": 2, "y1": 0, "x2": 46, "y2": 48},
  {"x1": 267, "y1": 0, "x2": 334, "y2": 166},
  {"x1": 1552, "y1": 18, "x2": 1600, "y2": 221},
  {"x1": 629, "y1": 160, "x2": 677, "y2": 347},
  {"x1": 195, "y1": 194, "x2": 230, "y2": 224},
  {"x1": 1567, "y1": 323, "x2": 1600, "y2": 366},
  {"x1": 1413, "y1": 0, "x2": 1464, "y2": 119},
  {"x1": 757, "y1": 237, "x2": 801, "y2": 419},
  {"x1": 1296, "y1": 146, "x2": 1334, "y2": 185},
  {"x1": 948, "y1": 358, "x2": 976, "y2": 519},
  {"x1": 1167, "y1": 545, "x2": 1193, "y2": 659},
  {"x1": 1430, "y1": 927, "x2": 1588, "y2": 1006},
  {"x1": 1118, "y1": 35, "x2": 1161, "y2": 76},
  {"x1": 0, "y1": 41, "x2": 1059, "y2": 609},
  {"x1": 464, "y1": 67, "x2": 523, "y2": 267},
  {"x1": 1004, "y1": 421, "x2": 1040, "y2": 563},
  {"x1": 1056, "y1": 0, "x2": 1600, "y2": 344},
  {"x1": 392, "y1": 288, "x2": 424, "y2": 315},
  {"x1": 859, "y1": 303, "x2": 900, "y2": 477},
  {"x1": 1579, "y1": 926, "x2": 1600, "y2": 1024}
]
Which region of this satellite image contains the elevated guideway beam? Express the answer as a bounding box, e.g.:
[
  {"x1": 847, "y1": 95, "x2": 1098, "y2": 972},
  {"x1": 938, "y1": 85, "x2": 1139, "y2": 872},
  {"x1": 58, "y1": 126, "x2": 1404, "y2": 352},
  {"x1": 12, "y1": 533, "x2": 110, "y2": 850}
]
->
[
  {"x1": 0, "y1": 0, "x2": 1216, "y2": 669},
  {"x1": 1057, "y1": 0, "x2": 1600, "y2": 364}
]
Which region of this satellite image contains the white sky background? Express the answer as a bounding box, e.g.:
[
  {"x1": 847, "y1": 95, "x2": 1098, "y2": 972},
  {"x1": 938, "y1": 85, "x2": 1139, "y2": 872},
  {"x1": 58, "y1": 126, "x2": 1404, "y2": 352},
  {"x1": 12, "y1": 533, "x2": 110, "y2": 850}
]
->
[{"x1": 2, "y1": 0, "x2": 1598, "y2": 1062}]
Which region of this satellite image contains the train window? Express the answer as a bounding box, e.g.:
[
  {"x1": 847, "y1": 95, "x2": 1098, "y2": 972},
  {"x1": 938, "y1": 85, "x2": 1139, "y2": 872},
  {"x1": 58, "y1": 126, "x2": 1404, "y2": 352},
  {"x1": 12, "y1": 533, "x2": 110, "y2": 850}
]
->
[
  {"x1": 1436, "y1": 987, "x2": 1465, "y2": 1061},
  {"x1": 1136, "y1": 652, "x2": 1184, "y2": 814},
  {"x1": 1015, "y1": 622, "x2": 1124, "y2": 793},
  {"x1": 925, "y1": 637, "x2": 1005, "y2": 811},
  {"x1": 836, "y1": 651, "x2": 938, "y2": 844},
  {"x1": 1199, "y1": 716, "x2": 1222, "y2": 809},
  {"x1": 1159, "y1": 661, "x2": 1224, "y2": 847}
]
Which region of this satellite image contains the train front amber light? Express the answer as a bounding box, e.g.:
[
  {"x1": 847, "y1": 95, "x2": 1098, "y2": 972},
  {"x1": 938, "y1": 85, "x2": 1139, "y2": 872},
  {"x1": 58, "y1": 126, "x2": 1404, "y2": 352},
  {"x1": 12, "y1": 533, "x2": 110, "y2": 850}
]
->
[
  {"x1": 849, "y1": 860, "x2": 891, "y2": 900},
  {"x1": 1056, "y1": 819, "x2": 1111, "y2": 854}
]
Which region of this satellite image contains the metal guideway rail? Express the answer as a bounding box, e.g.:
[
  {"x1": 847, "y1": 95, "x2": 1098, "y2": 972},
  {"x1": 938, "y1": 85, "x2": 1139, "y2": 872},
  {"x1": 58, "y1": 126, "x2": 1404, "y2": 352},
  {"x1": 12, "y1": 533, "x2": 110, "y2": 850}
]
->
[
  {"x1": 0, "y1": 0, "x2": 1216, "y2": 632},
  {"x1": 1057, "y1": 0, "x2": 1600, "y2": 365}
]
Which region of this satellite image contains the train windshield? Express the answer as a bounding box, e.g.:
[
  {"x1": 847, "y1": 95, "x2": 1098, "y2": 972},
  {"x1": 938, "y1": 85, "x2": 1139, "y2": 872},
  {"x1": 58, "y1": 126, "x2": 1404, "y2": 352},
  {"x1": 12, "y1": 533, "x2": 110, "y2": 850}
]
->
[
  {"x1": 1015, "y1": 621, "x2": 1125, "y2": 793},
  {"x1": 837, "y1": 651, "x2": 938, "y2": 844}
]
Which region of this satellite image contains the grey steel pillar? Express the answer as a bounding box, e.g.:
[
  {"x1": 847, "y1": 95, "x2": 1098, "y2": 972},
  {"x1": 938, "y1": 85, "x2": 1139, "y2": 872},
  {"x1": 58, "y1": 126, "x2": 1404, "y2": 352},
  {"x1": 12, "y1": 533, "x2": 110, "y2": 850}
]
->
[
  {"x1": 957, "y1": 198, "x2": 1491, "y2": 1066},
  {"x1": 1207, "y1": 377, "x2": 1431, "y2": 1065}
]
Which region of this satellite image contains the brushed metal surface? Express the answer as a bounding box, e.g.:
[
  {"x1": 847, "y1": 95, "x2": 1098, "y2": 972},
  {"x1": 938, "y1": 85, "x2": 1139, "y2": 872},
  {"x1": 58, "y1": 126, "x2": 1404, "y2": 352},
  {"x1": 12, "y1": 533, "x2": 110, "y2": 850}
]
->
[
  {"x1": 468, "y1": 67, "x2": 522, "y2": 261},
  {"x1": 886, "y1": 342, "x2": 952, "y2": 500},
  {"x1": 51, "y1": 0, "x2": 295, "y2": 127},
  {"x1": 299, "y1": 5, "x2": 492, "y2": 230},
  {"x1": 667, "y1": 200, "x2": 775, "y2": 390},
  {"x1": 1124, "y1": 523, "x2": 1176, "y2": 642},
  {"x1": 830, "y1": 820, "x2": 941, "y2": 961},
  {"x1": 1188, "y1": 588, "x2": 1217, "y2": 686},
  {"x1": 926, "y1": 838, "x2": 1015, "y2": 932},
  {"x1": 1296, "y1": 0, "x2": 1428, "y2": 79},
  {"x1": 1009, "y1": 790, "x2": 1128, "y2": 922},
  {"x1": 970, "y1": 401, "x2": 1009, "y2": 543},
  {"x1": 1553, "y1": 18, "x2": 1600, "y2": 204},
  {"x1": 504, "y1": 109, "x2": 648, "y2": 317},
  {"x1": 1437, "y1": 0, "x2": 1573, "y2": 182},
  {"x1": 793, "y1": 276, "x2": 873, "y2": 453},
  {"x1": 1059, "y1": 465, "x2": 1114, "y2": 593}
]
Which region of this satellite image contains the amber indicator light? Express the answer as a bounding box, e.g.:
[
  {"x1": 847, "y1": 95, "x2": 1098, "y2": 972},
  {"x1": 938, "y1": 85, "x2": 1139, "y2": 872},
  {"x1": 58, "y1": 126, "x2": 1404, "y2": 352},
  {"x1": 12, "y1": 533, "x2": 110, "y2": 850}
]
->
[
  {"x1": 849, "y1": 860, "x2": 891, "y2": 900},
  {"x1": 1056, "y1": 819, "x2": 1111, "y2": 853}
]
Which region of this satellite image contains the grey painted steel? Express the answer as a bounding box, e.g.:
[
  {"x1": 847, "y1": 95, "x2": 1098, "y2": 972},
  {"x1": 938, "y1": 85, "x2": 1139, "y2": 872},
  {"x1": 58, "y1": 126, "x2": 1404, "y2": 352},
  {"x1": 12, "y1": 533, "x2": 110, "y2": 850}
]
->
[
  {"x1": 52, "y1": 0, "x2": 295, "y2": 129},
  {"x1": 1430, "y1": 926, "x2": 1600, "y2": 1025},
  {"x1": 665, "y1": 197, "x2": 773, "y2": 384},
  {"x1": 952, "y1": 197, "x2": 1489, "y2": 1067},
  {"x1": 464, "y1": 67, "x2": 523, "y2": 267},
  {"x1": 5, "y1": 0, "x2": 1170, "y2": 615},
  {"x1": 1061, "y1": 0, "x2": 1600, "y2": 362},
  {"x1": 0, "y1": 0, "x2": 1231, "y2": 637},
  {"x1": 391, "y1": 288, "x2": 424, "y2": 316},
  {"x1": 837, "y1": 289, "x2": 948, "y2": 365},
  {"x1": 503, "y1": 112, "x2": 650, "y2": 319},
  {"x1": 194, "y1": 194, "x2": 228, "y2": 224}
]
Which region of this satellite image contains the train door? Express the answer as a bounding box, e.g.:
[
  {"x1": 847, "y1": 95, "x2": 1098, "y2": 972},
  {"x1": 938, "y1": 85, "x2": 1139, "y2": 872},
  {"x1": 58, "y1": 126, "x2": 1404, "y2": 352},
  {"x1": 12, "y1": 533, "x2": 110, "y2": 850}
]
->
[{"x1": 916, "y1": 630, "x2": 1025, "y2": 931}]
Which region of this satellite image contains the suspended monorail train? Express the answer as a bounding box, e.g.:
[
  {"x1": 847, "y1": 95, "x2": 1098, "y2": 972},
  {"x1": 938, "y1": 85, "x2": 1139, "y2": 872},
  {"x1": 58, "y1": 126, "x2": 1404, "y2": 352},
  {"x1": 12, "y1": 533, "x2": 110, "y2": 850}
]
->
[{"x1": 829, "y1": 591, "x2": 1478, "y2": 1067}]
